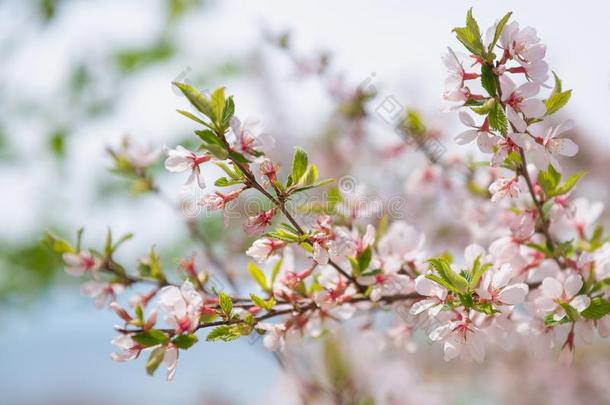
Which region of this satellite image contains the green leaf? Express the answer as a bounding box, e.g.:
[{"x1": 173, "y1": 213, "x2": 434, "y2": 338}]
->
[
  {"x1": 488, "y1": 11, "x2": 512, "y2": 52},
  {"x1": 452, "y1": 9, "x2": 485, "y2": 57},
  {"x1": 218, "y1": 292, "x2": 233, "y2": 317},
  {"x1": 545, "y1": 90, "x2": 572, "y2": 116},
  {"x1": 43, "y1": 232, "x2": 74, "y2": 254},
  {"x1": 428, "y1": 258, "x2": 469, "y2": 294},
  {"x1": 172, "y1": 334, "x2": 198, "y2": 349},
  {"x1": 425, "y1": 274, "x2": 456, "y2": 292},
  {"x1": 581, "y1": 297, "x2": 610, "y2": 319},
  {"x1": 469, "y1": 256, "x2": 491, "y2": 289},
  {"x1": 177, "y1": 109, "x2": 207, "y2": 126},
  {"x1": 146, "y1": 346, "x2": 166, "y2": 376},
  {"x1": 247, "y1": 262, "x2": 269, "y2": 292},
  {"x1": 211, "y1": 87, "x2": 226, "y2": 125},
  {"x1": 549, "y1": 171, "x2": 586, "y2": 197},
  {"x1": 292, "y1": 147, "x2": 308, "y2": 183},
  {"x1": 537, "y1": 165, "x2": 561, "y2": 195},
  {"x1": 465, "y1": 8, "x2": 481, "y2": 39},
  {"x1": 250, "y1": 293, "x2": 275, "y2": 311},
  {"x1": 488, "y1": 102, "x2": 508, "y2": 135},
  {"x1": 357, "y1": 246, "x2": 372, "y2": 272},
  {"x1": 222, "y1": 96, "x2": 235, "y2": 128},
  {"x1": 301, "y1": 164, "x2": 318, "y2": 186},
  {"x1": 195, "y1": 129, "x2": 223, "y2": 146},
  {"x1": 228, "y1": 150, "x2": 250, "y2": 164},
  {"x1": 271, "y1": 258, "x2": 283, "y2": 286},
  {"x1": 173, "y1": 82, "x2": 215, "y2": 120},
  {"x1": 480, "y1": 64, "x2": 496, "y2": 97},
  {"x1": 214, "y1": 177, "x2": 242, "y2": 187},
  {"x1": 206, "y1": 325, "x2": 246, "y2": 342},
  {"x1": 132, "y1": 330, "x2": 169, "y2": 347}
]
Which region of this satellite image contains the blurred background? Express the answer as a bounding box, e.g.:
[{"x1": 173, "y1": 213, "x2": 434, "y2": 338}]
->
[{"x1": 2, "y1": 0, "x2": 610, "y2": 403}]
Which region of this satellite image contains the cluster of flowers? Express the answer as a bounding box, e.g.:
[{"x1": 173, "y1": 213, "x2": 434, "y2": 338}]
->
[{"x1": 48, "y1": 9, "x2": 610, "y2": 381}]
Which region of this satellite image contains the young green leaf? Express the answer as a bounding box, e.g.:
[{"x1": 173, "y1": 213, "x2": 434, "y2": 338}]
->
[
  {"x1": 428, "y1": 257, "x2": 469, "y2": 294},
  {"x1": 173, "y1": 82, "x2": 215, "y2": 120},
  {"x1": 488, "y1": 102, "x2": 508, "y2": 135},
  {"x1": 247, "y1": 262, "x2": 269, "y2": 292},
  {"x1": 218, "y1": 292, "x2": 233, "y2": 317},
  {"x1": 132, "y1": 330, "x2": 169, "y2": 347},
  {"x1": 172, "y1": 334, "x2": 198, "y2": 350},
  {"x1": 487, "y1": 11, "x2": 512, "y2": 52},
  {"x1": 549, "y1": 171, "x2": 586, "y2": 197},
  {"x1": 146, "y1": 346, "x2": 166, "y2": 376},
  {"x1": 211, "y1": 87, "x2": 226, "y2": 125},
  {"x1": 545, "y1": 90, "x2": 572, "y2": 116},
  {"x1": 292, "y1": 147, "x2": 308, "y2": 183},
  {"x1": 480, "y1": 64, "x2": 496, "y2": 97}
]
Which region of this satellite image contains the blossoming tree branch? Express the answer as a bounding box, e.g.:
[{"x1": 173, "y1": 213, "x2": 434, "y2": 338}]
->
[{"x1": 46, "y1": 10, "x2": 610, "y2": 380}]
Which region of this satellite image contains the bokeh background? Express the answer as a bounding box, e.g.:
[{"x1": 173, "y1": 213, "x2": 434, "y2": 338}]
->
[{"x1": 2, "y1": 0, "x2": 610, "y2": 403}]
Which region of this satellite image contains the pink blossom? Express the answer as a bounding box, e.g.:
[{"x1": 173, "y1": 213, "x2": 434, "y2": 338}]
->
[
  {"x1": 528, "y1": 122, "x2": 579, "y2": 172},
  {"x1": 243, "y1": 208, "x2": 276, "y2": 235},
  {"x1": 158, "y1": 281, "x2": 204, "y2": 334},
  {"x1": 81, "y1": 281, "x2": 125, "y2": 308},
  {"x1": 500, "y1": 76, "x2": 545, "y2": 132},
  {"x1": 454, "y1": 112, "x2": 500, "y2": 153},
  {"x1": 488, "y1": 176, "x2": 525, "y2": 202},
  {"x1": 62, "y1": 251, "x2": 101, "y2": 277},
  {"x1": 535, "y1": 274, "x2": 591, "y2": 321},
  {"x1": 246, "y1": 237, "x2": 287, "y2": 263},
  {"x1": 164, "y1": 145, "x2": 211, "y2": 189},
  {"x1": 476, "y1": 264, "x2": 529, "y2": 306},
  {"x1": 230, "y1": 116, "x2": 275, "y2": 159}
]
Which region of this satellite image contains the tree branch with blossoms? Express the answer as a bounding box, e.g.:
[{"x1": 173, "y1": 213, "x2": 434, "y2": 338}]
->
[{"x1": 46, "y1": 9, "x2": 610, "y2": 381}]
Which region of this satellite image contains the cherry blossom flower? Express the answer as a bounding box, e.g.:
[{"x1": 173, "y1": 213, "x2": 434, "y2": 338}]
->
[
  {"x1": 500, "y1": 76, "x2": 545, "y2": 132},
  {"x1": 488, "y1": 176, "x2": 526, "y2": 202},
  {"x1": 310, "y1": 216, "x2": 355, "y2": 265},
  {"x1": 164, "y1": 145, "x2": 211, "y2": 189},
  {"x1": 501, "y1": 22, "x2": 547, "y2": 64},
  {"x1": 411, "y1": 275, "x2": 447, "y2": 317},
  {"x1": 198, "y1": 189, "x2": 241, "y2": 211},
  {"x1": 454, "y1": 113, "x2": 500, "y2": 153},
  {"x1": 158, "y1": 281, "x2": 204, "y2": 334},
  {"x1": 110, "y1": 335, "x2": 143, "y2": 363},
  {"x1": 476, "y1": 264, "x2": 529, "y2": 306},
  {"x1": 528, "y1": 122, "x2": 579, "y2": 172},
  {"x1": 358, "y1": 271, "x2": 411, "y2": 302},
  {"x1": 230, "y1": 116, "x2": 275, "y2": 159},
  {"x1": 124, "y1": 139, "x2": 161, "y2": 169},
  {"x1": 62, "y1": 251, "x2": 101, "y2": 277},
  {"x1": 442, "y1": 47, "x2": 479, "y2": 102},
  {"x1": 259, "y1": 158, "x2": 278, "y2": 184},
  {"x1": 246, "y1": 237, "x2": 287, "y2": 263},
  {"x1": 564, "y1": 198, "x2": 604, "y2": 239},
  {"x1": 429, "y1": 311, "x2": 486, "y2": 363},
  {"x1": 243, "y1": 208, "x2": 276, "y2": 235},
  {"x1": 81, "y1": 281, "x2": 125, "y2": 308},
  {"x1": 377, "y1": 222, "x2": 425, "y2": 273},
  {"x1": 505, "y1": 60, "x2": 549, "y2": 85},
  {"x1": 535, "y1": 274, "x2": 590, "y2": 321}
]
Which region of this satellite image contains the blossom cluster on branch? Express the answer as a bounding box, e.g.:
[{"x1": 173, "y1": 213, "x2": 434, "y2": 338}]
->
[{"x1": 45, "y1": 9, "x2": 610, "y2": 380}]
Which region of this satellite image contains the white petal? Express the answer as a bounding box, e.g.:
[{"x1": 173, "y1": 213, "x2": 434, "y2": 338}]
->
[
  {"x1": 411, "y1": 299, "x2": 438, "y2": 315},
  {"x1": 498, "y1": 283, "x2": 529, "y2": 305},
  {"x1": 564, "y1": 274, "x2": 583, "y2": 297},
  {"x1": 506, "y1": 106, "x2": 527, "y2": 132},
  {"x1": 454, "y1": 130, "x2": 478, "y2": 145},
  {"x1": 541, "y1": 277, "x2": 563, "y2": 299},
  {"x1": 571, "y1": 295, "x2": 591, "y2": 313},
  {"x1": 520, "y1": 98, "x2": 546, "y2": 118},
  {"x1": 459, "y1": 111, "x2": 476, "y2": 127}
]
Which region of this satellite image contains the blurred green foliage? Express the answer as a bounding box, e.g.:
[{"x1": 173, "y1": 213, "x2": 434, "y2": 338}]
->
[{"x1": 0, "y1": 239, "x2": 62, "y2": 304}]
